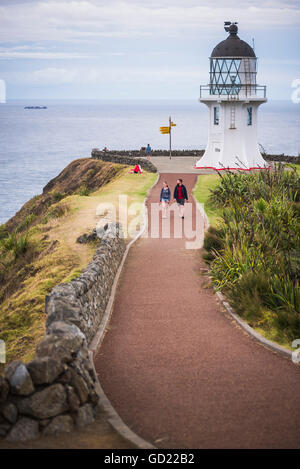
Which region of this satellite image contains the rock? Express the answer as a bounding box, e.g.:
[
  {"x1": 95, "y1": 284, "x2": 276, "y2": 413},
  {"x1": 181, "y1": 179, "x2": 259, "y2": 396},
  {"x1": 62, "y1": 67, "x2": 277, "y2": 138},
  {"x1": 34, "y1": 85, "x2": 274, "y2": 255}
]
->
[
  {"x1": 45, "y1": 297, "x2": 82, "y2": 329},
  {"x1": 5, "y1": 361, "x2": 34, "y2": 396},
  {"x1": 1, "y1": 403, "x2": 18, "y2": 424},
  {"x1": 75, "y1": 404, "x2": 95, "y2": 427},
  {"x1": 76, "y1": 229, "x2": 98, "y2": 244},
  {"x1": 66, "y1": 386, "x2": 80, "y2": 412},
  {"x1": 57, "y1": 368, "x2": 72, "y2": 385},
  {"x1": 47, "y1": 321, "x2": 86, "y2": 341},
  {"x1": 69, "y1": 369, "x2": 89, "y2": 405},
  {"x1": 17, "y1": 383, "x2": 68, "y2": 419},
  {"x1": 35, "y1": 333, "x2": 83, "y2": 363},
  {"x1": 93, "y1": 401, "x2": 106, "y2": 420},
  {"x1": 95, "y1": 223, "x2": 109, "y2": 239},
  {"x1": 6, "y1": 417, "x2": 39, "y2": 441},
  {"x1": 43, "y1": 415, "x2": 74, "y2": 436},
  {"x1": 89, "y1": 390, "x2": 99, "y2": 405},
  {"x1": 0, "y1": 422, "x2": 11, "y2": 437},
  {"x1": 71, "y1": 358, "x2": 95, "y2": 392},
  {"x1": 27, "y1": 357, "x2": 64, "y2": 385},
  {"x1": 39, "y1": 419, "x2": 50, "y2": 429},
  {"x1": 0, "y1": 376, "x2": 9, "y2": 403}
]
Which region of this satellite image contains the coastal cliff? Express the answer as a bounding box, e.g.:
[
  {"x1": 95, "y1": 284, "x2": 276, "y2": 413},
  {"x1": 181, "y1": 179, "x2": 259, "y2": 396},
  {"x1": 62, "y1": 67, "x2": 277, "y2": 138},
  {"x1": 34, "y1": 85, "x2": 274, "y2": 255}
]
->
[{"x1": 0, "y1": 158, "x2": 155, "y2": 367}]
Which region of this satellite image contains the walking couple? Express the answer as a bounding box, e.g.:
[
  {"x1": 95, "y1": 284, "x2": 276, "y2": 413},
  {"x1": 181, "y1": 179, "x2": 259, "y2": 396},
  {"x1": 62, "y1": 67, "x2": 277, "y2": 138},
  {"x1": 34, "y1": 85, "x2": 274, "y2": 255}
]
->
[{"x1": 160, "y1": 178, "x2": 188, "y2": 219}]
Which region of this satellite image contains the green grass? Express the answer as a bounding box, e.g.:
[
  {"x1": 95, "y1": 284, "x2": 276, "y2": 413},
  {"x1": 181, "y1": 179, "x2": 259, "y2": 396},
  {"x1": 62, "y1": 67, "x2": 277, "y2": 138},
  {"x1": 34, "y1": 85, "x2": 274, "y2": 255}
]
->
[
  {"x1": 0, "y1": 168, "x2": 156, "y2": 368},
  {"x1": 286, "y1": 163, "x2": 300, "y2": 175},
  {"x1": 193, "y1": 174, "x2": 221, "y2": 226}
]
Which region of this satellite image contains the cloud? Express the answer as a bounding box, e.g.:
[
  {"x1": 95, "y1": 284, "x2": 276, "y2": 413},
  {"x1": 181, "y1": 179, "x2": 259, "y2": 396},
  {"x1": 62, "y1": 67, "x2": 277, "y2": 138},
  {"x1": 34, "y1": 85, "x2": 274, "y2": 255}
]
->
[
  {"x1": 0, "y1": 0, "x2": 299, "y2": 44},
  {"x1": 0, "y1": 51, "x2": 96, "y2": 59},
  {"x1": 0, "y1": 46, "x2": 125, "y2": 59},
  {"x1": 5, "y1": 65, "x2": 206, "y2": 85}
]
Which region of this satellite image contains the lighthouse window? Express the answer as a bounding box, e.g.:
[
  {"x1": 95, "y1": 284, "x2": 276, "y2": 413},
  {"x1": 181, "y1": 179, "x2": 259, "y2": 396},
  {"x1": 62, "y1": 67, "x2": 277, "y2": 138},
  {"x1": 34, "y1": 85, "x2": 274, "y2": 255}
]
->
[
  {"x1": 247, "y1": 107, "x2": 252, "y2": 125},
  {"x1": 214, "y1": 106, "x2": 219, "y2": 125},
  {"x1": 210, "y1": 58, "x2": 242, "y2": 95}
]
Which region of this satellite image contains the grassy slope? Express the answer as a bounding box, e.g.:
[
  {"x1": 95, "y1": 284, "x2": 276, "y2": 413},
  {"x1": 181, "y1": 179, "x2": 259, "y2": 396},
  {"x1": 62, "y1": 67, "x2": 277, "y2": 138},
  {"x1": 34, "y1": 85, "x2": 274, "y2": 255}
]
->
[
  {"x1": 192, "y1": 174, "x2": 221, "y2": 225},
  {"x1": 286, "y1": 163, "x2": 300, "y2": 175},
  {"x1": 0, "y1": 166, "x2": 156, "y2": 367},
  {"x1": 192, "y1": 170, "x2": 296, "y2": 350}
]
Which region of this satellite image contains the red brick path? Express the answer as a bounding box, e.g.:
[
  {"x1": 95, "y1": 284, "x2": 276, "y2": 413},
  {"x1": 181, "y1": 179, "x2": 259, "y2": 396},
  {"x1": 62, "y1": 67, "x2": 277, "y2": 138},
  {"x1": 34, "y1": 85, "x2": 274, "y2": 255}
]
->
[{"x1": 94, "y1": 174, "x2": 300, "y2": 449}]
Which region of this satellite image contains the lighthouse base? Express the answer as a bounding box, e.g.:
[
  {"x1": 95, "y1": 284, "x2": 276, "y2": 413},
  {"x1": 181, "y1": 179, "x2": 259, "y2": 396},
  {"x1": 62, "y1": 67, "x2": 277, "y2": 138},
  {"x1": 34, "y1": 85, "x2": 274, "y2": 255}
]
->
[
  {"x1": 195, "y1": 98, "x2": 270, "y2": 171},
  {"x1": 194, "y1": 163, "x2": 271, "y2": 171}
]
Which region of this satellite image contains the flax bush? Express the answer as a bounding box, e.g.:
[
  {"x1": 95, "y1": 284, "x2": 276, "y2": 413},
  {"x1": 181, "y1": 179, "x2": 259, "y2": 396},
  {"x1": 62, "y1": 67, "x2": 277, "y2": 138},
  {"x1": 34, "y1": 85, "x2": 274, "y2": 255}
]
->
[{"x1": 205, "y1": 164, "x2": 300, "y2": 343}]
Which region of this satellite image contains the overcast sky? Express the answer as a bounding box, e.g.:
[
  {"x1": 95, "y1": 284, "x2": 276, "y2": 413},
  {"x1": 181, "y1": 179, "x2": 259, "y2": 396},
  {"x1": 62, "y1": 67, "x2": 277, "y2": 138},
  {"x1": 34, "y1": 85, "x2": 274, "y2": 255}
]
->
[{"x1": 0, "y1": 0, "x2": 299, "y2": 100}]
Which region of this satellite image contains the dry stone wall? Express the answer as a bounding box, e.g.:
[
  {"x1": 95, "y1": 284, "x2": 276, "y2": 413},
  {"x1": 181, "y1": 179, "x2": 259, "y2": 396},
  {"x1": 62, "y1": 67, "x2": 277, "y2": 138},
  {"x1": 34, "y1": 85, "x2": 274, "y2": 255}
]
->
[
  {"x1": 91, "y1": 149, "x2": 158, "y2": 172},
  {"x1": 91, "y1": 149, "x2": 298, "y2": 164},
  {"x1": 0, "y1": 223, "x2": 125, "y2": 441}
]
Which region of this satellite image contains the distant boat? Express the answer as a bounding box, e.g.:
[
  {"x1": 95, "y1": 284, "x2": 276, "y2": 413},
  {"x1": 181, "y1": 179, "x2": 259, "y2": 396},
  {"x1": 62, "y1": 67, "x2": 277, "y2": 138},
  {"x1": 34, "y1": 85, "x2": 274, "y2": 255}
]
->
[{"x1": 24, "y1": 106, "x2": 47, "y2": 109}]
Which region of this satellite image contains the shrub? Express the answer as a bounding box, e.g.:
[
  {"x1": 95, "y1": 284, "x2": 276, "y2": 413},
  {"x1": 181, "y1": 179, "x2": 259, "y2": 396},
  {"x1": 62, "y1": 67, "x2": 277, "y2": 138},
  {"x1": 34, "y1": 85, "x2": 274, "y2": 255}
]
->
[
  {"x1": 16, "y1": 213, "x2": 36, "y2": 232},
  {"x1": 1, "y1": 231, "x2": 29, "y2": 259},
  {"x1": 79, "y1": 185, "x2": 90, "y2": 196},
  {"x1": 202, "y1": 226, "x2": 224, "y2": 264},
  {"x1": 207, "y1": 164, "x2": 300, "y2": 342},
  {"x1": 52, "y1": 191, "x2": 66, "y2": 202},
  {"x1": 42, "y1": 203, "x2": 69, "y2": 224},
  {"x1": 0, "y1": 224, "x2": 8, "y2": 240}
]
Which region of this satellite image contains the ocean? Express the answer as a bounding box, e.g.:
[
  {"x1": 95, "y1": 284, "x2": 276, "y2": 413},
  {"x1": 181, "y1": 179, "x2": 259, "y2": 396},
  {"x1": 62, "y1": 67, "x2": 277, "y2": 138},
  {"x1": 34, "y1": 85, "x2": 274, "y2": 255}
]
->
[{"x1": 0, "y1": 99, "x2": 299, "y2": 225}]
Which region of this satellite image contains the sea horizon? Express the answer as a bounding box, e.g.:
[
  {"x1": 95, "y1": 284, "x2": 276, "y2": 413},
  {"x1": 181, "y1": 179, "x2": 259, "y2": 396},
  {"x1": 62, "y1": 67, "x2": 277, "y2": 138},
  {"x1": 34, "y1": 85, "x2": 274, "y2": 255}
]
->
[{"x1": 0, "y1": 98, "x2": 299, "y2": 224}]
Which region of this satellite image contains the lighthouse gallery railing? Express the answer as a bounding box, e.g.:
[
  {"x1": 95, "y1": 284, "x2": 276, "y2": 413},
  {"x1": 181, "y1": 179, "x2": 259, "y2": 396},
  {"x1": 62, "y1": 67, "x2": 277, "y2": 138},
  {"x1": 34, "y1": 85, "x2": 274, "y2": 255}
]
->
[{"x1": 200, "y1": 84, "x2": 267, "y2": 99}]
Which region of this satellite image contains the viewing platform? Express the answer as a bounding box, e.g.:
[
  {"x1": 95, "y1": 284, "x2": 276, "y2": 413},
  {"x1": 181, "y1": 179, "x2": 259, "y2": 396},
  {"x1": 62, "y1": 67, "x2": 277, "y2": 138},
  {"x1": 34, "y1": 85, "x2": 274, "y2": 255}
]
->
[{"x1": 200, "y1": 84, "x2": 267, "y2": 101}]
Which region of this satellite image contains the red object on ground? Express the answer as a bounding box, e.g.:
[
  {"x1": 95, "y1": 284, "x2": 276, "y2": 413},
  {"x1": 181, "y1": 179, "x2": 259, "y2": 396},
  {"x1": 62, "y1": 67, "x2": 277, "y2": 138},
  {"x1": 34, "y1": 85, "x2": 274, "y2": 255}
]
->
[
  {"x1": 129, "y1": 164, "x2": 142, "y2": 174},
  {"x1": 193, "y1": 165, "x2": 272, "y2": 171},
  {"x1": 94, "y1": 173, "x2": 300, "y2": 449}
]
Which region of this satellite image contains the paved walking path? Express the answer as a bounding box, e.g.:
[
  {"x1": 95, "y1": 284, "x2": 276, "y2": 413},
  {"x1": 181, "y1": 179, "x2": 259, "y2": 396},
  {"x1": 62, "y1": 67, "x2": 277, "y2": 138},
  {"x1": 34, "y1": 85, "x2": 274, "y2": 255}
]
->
[
  {"x1": 94, "y1": 173, "x2": 300, "y2": 449},
  {"x1": 141, "y1": 156, "x2": 215, "y2": 174}
]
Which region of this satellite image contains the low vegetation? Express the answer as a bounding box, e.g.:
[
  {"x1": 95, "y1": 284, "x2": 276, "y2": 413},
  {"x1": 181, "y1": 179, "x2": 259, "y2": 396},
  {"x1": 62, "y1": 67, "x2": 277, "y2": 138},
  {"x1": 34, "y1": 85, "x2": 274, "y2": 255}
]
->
[
  {"x1": 200, "y1": 164, "x2": 300, "y2": 348},
  {"x1": 193, "y1": 174, "x2": 221, "y2": 226},
  {"x1": 0, "y1": 158, "x2": 156, "y2": 368}
]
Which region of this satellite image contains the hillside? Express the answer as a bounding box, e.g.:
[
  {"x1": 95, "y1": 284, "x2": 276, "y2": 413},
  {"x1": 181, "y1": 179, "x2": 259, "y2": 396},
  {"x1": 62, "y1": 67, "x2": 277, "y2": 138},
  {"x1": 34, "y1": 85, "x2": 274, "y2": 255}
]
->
[{"x1": 0, "y1": 158, "x2": 156, "y2": 368}]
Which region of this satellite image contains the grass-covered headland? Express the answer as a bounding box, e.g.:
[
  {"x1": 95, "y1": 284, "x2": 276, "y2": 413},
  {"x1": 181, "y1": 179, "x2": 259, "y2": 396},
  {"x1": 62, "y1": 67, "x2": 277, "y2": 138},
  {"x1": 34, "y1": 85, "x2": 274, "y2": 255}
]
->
[
  {"x1": 0, "y1": 158, "x2": 156, "y2": 367},
  {"x1": 200, "y1": 164, "x2": 300, "y2": 348}
]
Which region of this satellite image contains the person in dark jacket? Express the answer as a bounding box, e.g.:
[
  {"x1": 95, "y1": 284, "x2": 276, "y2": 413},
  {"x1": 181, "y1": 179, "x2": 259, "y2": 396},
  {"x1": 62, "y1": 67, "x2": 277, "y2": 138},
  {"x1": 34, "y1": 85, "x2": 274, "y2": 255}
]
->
[
  {"x1": 160, "y1": 181, "x2": 171, "y2": 218},
  {"x1": 146, "y1": 144, "x2": 152, "y2": 160},
  {"x1": 173, "y1": 178, "x2": 188, "y2": 218}
]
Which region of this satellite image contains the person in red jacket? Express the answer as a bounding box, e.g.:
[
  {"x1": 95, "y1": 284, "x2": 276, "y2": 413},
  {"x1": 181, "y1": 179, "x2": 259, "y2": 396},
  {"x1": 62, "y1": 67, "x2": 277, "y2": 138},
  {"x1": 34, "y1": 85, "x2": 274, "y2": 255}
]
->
[{"x1": 173, "y1": 178, "x2": 188, "y2": 218}]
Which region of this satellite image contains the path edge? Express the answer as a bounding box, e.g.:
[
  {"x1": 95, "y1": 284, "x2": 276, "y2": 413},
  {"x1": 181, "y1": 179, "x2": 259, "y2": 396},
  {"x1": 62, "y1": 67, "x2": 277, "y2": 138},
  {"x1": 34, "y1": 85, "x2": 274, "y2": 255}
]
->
[
  {"x1": 89, "y1": 172, "x2": 160, "y2": 450},
  {"x1": 193, "y1": 175, "x2": 293, "y2": 360},
  {"x1": 216, "y1": 290, "x2": 293, "y2": 359}
]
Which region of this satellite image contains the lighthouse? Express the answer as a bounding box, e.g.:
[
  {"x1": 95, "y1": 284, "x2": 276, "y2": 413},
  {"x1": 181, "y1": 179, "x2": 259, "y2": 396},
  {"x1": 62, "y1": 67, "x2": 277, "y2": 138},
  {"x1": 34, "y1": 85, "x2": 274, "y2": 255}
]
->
[{"x1": 195, "y1": 22, "x2": 269, "y2": 171}]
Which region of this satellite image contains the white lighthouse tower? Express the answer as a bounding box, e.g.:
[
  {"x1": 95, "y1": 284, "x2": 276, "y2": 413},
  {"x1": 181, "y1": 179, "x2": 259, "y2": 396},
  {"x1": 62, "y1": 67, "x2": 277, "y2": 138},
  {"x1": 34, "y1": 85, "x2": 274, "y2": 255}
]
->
[{"x1": 195, "y1": 22, "x2": 269, "y2": 170}]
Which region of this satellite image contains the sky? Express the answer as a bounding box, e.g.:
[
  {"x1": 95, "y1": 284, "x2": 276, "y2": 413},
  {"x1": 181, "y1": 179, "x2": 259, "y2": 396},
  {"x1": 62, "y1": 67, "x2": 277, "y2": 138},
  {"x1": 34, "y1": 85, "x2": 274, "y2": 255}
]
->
[{"x1": 0, "y1": 0, "x2": 299, "y2": 100}]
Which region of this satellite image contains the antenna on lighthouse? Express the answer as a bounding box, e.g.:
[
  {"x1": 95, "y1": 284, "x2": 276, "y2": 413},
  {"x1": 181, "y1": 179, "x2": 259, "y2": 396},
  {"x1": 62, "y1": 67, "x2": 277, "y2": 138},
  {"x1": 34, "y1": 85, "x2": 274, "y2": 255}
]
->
[{"x1": 252, "y1": 37, "x2": 255, "y2": 52}]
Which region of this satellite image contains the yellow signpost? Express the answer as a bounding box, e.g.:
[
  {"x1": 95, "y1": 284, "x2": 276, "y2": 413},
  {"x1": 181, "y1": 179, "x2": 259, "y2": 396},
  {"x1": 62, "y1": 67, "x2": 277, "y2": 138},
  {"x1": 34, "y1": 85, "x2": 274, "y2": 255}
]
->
[{"x1": 160, "y1": 116, "x2": 176, "y2": 159}]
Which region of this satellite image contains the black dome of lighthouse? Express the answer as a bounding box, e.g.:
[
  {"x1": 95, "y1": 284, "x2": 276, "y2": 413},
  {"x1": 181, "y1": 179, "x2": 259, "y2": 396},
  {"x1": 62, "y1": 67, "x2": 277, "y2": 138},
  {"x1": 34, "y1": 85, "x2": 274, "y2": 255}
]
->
[{"x1": 211, "y1": 24, "x2": 256, "y2": 58}]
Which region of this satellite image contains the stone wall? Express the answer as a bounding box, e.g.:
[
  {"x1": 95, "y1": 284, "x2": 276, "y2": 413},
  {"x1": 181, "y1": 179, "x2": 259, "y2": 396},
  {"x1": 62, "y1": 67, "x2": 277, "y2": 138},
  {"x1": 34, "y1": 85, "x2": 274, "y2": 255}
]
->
[
  {"x1": 91, "y1": 149, "x2": 157, "y2": 172},
  {"x1": 92, "y1": 148, "x2": 204, "y2": 159},
  {"x1": 0, "y1": 224, "x2": 126, "y2": 441},
  {"x1": 263, "y1": 154, "x2": 299, "y2": 163},
  {"x1": 92, "y1": 149, "x2": 299, "y2": 164}
]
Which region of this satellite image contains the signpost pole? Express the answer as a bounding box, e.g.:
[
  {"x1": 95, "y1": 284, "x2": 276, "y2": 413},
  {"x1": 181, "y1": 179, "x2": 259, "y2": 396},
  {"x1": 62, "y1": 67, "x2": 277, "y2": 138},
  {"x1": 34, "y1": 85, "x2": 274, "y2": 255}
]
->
[{"x1": 169, "y1": 115, "x2": 172, "y2": 159}]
